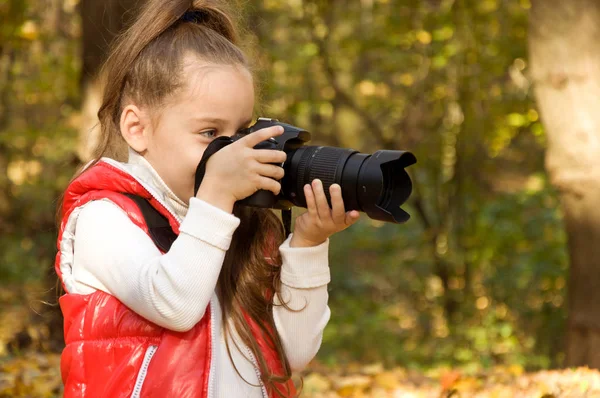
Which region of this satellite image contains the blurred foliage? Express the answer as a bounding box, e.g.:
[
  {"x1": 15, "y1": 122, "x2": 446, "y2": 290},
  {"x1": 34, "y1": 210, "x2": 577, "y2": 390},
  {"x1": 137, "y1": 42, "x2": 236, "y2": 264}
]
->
[
  {"x1": 0, "y1": 0, "x2": 80, "y2": 285},
  {"x1": 0, "y1": 0, "x2": 569, "y2": 381},
  {"x1": 248, "y1": 0, "x2": 566, "y2": 372}
]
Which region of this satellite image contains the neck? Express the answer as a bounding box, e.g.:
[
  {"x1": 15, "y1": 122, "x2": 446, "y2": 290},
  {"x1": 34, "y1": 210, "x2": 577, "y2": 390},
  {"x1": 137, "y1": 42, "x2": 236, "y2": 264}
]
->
[{"x1": 127, "y1": 147, "x2": 190, "y2": 220}]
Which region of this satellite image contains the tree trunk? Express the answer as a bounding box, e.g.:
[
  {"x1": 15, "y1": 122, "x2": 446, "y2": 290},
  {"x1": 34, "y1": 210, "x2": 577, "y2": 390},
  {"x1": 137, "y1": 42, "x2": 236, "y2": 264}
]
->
[
  {"x1": 78, "y1": 0, "x2": 140, "y2": 161},
  {"x1": 529, "y1": 0, "x2": 600, "y2": 368}
]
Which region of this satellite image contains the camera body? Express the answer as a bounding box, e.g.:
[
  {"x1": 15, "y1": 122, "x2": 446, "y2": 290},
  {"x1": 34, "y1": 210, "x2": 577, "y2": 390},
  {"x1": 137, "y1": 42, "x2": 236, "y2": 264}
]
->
[
  {"x1": 237, "y1": 118, "x2": 312, "y2": 209},
  {"x1": 194, "y1": 117, "x2": 416, "y2": 224},
  {"x1": 194, "y1": 117, "x2": 309, "y2": 210}
]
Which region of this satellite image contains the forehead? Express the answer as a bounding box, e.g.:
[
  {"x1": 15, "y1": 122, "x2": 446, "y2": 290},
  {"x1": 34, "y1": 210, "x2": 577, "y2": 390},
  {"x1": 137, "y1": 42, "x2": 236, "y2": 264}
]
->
[{"x1": 176, "y1": 58, "x2": 255, "y2": 117}]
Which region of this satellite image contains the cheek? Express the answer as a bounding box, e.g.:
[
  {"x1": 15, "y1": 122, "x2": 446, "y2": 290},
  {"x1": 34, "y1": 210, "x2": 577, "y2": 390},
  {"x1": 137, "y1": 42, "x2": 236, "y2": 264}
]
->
[
  {"x1": 191, "y1": 137, "x2": 210, "y2": 158},
  {"x1": 148, "y1": 130, "x2": 209, "y2": 176},
  {"x1": 184, "y1": 139, "x2": 210, "y2": 173},
  {"x1": 147, "y1": 129, "x2": 175, "y2": 152}
]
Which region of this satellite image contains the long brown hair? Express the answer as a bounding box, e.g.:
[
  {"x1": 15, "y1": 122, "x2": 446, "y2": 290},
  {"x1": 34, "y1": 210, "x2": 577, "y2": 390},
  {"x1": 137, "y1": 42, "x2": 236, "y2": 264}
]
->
[{"x1": 59, "y1": 0, "x2": 298, "y2": 395}]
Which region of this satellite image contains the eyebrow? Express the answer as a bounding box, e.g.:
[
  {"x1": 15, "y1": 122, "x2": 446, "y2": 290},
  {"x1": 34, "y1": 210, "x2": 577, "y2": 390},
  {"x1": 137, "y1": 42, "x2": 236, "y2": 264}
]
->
[{"x1": 194, "y1": 117, "x2": 253, "y2": 128}]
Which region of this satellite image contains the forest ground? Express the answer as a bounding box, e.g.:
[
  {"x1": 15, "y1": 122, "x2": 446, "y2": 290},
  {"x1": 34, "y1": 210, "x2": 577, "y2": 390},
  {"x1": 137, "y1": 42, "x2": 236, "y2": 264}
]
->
[{"x1": 0, "y1": 284, "x2": 598, "y2": 398}]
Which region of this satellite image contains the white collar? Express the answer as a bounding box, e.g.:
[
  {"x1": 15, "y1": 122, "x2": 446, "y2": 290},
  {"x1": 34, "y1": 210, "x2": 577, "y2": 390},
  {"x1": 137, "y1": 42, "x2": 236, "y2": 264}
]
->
[{"x1": 121, "y1": 147, "x2": 190, "y2": 220}]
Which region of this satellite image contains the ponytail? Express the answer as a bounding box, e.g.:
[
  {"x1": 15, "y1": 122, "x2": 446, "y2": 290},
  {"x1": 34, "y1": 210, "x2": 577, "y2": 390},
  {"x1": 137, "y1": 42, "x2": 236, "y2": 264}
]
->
[{"x1": 95, "y1": 0, "x2": 247, "y2": 161}]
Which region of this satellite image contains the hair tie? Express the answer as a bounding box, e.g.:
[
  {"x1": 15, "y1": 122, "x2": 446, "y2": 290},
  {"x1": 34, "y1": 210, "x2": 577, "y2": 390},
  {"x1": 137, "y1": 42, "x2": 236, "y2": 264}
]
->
[{"x1": 180, "y1": 10, "x2": 209, "y2": 24}]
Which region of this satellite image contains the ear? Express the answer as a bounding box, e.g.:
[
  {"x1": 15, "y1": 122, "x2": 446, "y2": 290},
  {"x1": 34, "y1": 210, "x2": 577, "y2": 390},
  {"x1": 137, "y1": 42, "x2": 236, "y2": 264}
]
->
[{"x1": 120, "y1": 104, "x2": 150, "y2": 153}]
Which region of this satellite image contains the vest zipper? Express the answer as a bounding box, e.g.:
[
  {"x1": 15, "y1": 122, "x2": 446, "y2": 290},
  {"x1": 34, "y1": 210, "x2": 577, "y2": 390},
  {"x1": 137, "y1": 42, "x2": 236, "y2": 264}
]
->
[
  {"x1": 246, "y1": 346, "x2": 268, "y2": 398},
  {"x1": 101, "y1": 160, "x2": 251, "y2": 397},
  {"x1": 130, "y1": 181, "x2": 182, "y2": 223},
  {"x1": 207, "y1": 295, "x2": 217, "y2": 398},
  {"x1": 130, "y1": 345, "x2": 158, "y2": 398}
]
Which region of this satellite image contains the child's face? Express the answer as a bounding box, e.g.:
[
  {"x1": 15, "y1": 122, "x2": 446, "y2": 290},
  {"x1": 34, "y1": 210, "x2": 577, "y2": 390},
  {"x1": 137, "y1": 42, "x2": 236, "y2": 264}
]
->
[{"x1": 143, "y1": 58, "x2": 255, "y2": 203}]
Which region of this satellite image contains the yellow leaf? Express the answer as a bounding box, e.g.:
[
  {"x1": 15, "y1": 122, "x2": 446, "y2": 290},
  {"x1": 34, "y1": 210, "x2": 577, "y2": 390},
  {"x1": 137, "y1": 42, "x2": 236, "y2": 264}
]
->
[
  {"x1": 509, "y1": 364, "x2": 524, "y2": 376},
  {"x1": 374, "y1": 371, "x2": 399, "y2": 390},
  {"x1": 19, "y1": 21, "x2": 39, "y2": 41},
  {"x1": 361, "y1": 362, "x2": 384, "y2": 375},
  {"x1": 335, "y1": 375, "x2": 371, "y2": 396},
  {"x1": 303, "y1": 373, "x2": 331, "y2": 394},
  {"x1": 416, "y1": 30, "x2": 432, "y2": 45},
  {"x1": 399, "y1": 73, "x2": 414, "y2": 87}
]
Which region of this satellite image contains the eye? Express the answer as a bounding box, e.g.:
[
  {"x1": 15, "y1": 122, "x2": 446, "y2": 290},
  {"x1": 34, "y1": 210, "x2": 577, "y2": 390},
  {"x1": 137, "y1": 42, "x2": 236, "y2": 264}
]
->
[{"x1": 199, "y1": 129, "x2": 217, "y2": 139}]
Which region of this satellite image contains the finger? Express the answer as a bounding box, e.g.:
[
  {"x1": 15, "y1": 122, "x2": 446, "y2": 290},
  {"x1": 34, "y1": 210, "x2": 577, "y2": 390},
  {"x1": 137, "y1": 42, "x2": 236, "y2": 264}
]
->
[
  {"x1": 329, "y1": 184, "x2": 346, "y2": 224},
  {"x1": 344, "y1": 210, "x2": 360, "y2": 225},
  {"x1": 253, "y1": 149, "x2": 287, "y2": 165},
  {"x1": 254, "y1": 162, "x2": 285, "y2": 180},
  {"x1": 258, "y1": 176, "x2": 281, "y2": 195},
  {"x1": 304, "y1": 183, "x2": 318, "y2": 217},
  {"x1": 238, "y1": 125, "x2": 284, "y2": 148},
  {"x1": 312, "y1": 179, "x2": 332, "y2": 221}
]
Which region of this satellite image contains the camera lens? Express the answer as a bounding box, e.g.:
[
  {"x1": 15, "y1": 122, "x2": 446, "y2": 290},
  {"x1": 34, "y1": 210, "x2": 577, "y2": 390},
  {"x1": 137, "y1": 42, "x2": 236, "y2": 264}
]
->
[
  {"x1": 226, "y1": 117, "x2": 416, "y2": 224},
  {"x1": 283, "y1": 146, "x2": 416, "y2": 223}
]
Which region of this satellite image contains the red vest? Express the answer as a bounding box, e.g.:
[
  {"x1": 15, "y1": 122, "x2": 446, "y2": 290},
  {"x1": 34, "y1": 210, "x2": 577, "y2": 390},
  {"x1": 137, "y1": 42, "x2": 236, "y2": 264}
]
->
[{"x1": 55, "y1": 160, "x2": 295, "y2": 397}]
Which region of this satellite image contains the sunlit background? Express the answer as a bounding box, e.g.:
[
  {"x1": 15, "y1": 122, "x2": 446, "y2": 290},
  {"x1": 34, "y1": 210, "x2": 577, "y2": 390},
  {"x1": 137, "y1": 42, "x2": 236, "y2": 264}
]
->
[{"x1": 1, "y1": 0, "x2": 589, "y2": 396}]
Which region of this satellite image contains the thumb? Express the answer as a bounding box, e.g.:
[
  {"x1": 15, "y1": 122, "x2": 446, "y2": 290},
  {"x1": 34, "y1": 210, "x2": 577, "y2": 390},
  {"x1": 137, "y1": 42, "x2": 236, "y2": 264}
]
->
[{"x1": 344, "y1": 210, "x2": 360, "y2": 225}]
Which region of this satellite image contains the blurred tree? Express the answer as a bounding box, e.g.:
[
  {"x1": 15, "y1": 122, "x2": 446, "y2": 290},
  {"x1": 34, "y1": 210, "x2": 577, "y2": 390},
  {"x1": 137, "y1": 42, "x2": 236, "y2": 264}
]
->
[
  {"x1": 78, "y1": 0, "x2": 139, "y2": 161},
  {"x1": 529, "y1": 0, "x2": 600, "y2": 368},
  {"x1": 0, "y1": 0, "x2": 81, "y2": 352}
]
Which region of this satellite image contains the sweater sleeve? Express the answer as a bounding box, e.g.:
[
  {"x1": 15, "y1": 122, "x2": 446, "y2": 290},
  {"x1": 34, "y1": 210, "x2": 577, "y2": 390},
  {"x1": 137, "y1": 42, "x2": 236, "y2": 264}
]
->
[
  {"x1": 71, "y1": 197, "x2": 240, "y2": 332},
  {"x1": 272, "y1": 234, "x2": 331, "y2": 372}
]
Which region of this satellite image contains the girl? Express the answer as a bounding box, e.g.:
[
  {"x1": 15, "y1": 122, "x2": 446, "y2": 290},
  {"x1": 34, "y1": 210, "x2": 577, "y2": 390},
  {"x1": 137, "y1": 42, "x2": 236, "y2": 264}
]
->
[{"x1": 54, "y1": 0, "x2": 360, "y2": 397}]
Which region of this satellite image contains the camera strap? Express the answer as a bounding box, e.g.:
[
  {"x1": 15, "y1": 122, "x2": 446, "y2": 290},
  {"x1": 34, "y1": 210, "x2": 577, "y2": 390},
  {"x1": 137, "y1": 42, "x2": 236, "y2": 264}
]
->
[
  {"x1": 122, "y1": 193, "x2": 178, "y2": 253},
  {"x1": 282, "y1": 209, "x2": 292, "y2": 239},
  {"x1": 194, "y1": 136, "x2": 232, "y2": 197},
  {"x1": 122, "y1": 193, "x2": 294, "y2": 253}
]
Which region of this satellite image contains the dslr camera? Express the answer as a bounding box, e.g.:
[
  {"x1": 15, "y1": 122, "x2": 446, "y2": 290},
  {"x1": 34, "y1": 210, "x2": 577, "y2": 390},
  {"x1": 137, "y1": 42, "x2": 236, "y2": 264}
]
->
[{"x1": 194, "y1": 118, "x2": 416, "y2": 224}]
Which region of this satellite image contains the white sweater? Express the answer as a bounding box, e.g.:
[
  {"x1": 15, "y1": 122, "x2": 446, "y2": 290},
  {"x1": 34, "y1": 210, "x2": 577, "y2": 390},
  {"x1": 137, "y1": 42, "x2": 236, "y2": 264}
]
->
[{"x1": 65, "y1": 149, "x2": 331, "y2": 397}]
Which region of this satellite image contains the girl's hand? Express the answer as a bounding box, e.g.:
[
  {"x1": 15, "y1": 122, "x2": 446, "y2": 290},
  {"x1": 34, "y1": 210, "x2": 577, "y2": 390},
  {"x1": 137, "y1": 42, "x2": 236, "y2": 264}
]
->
[
  {"x1": 290, "y1": 179, "x2": 361, "y2": 248},
  {"x1": 196, "y1": 126, "x2": 287, "y2": 213}
]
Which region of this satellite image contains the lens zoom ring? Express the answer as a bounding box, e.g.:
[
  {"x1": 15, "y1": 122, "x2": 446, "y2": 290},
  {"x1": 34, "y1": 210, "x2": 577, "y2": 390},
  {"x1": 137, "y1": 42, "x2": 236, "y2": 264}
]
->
[
  {"x1": 298, "y1": 147, "x2": 344, "y2": 204},
  {"x1": 296, "y1": 147, "x2": 317, "y2": 201}
]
